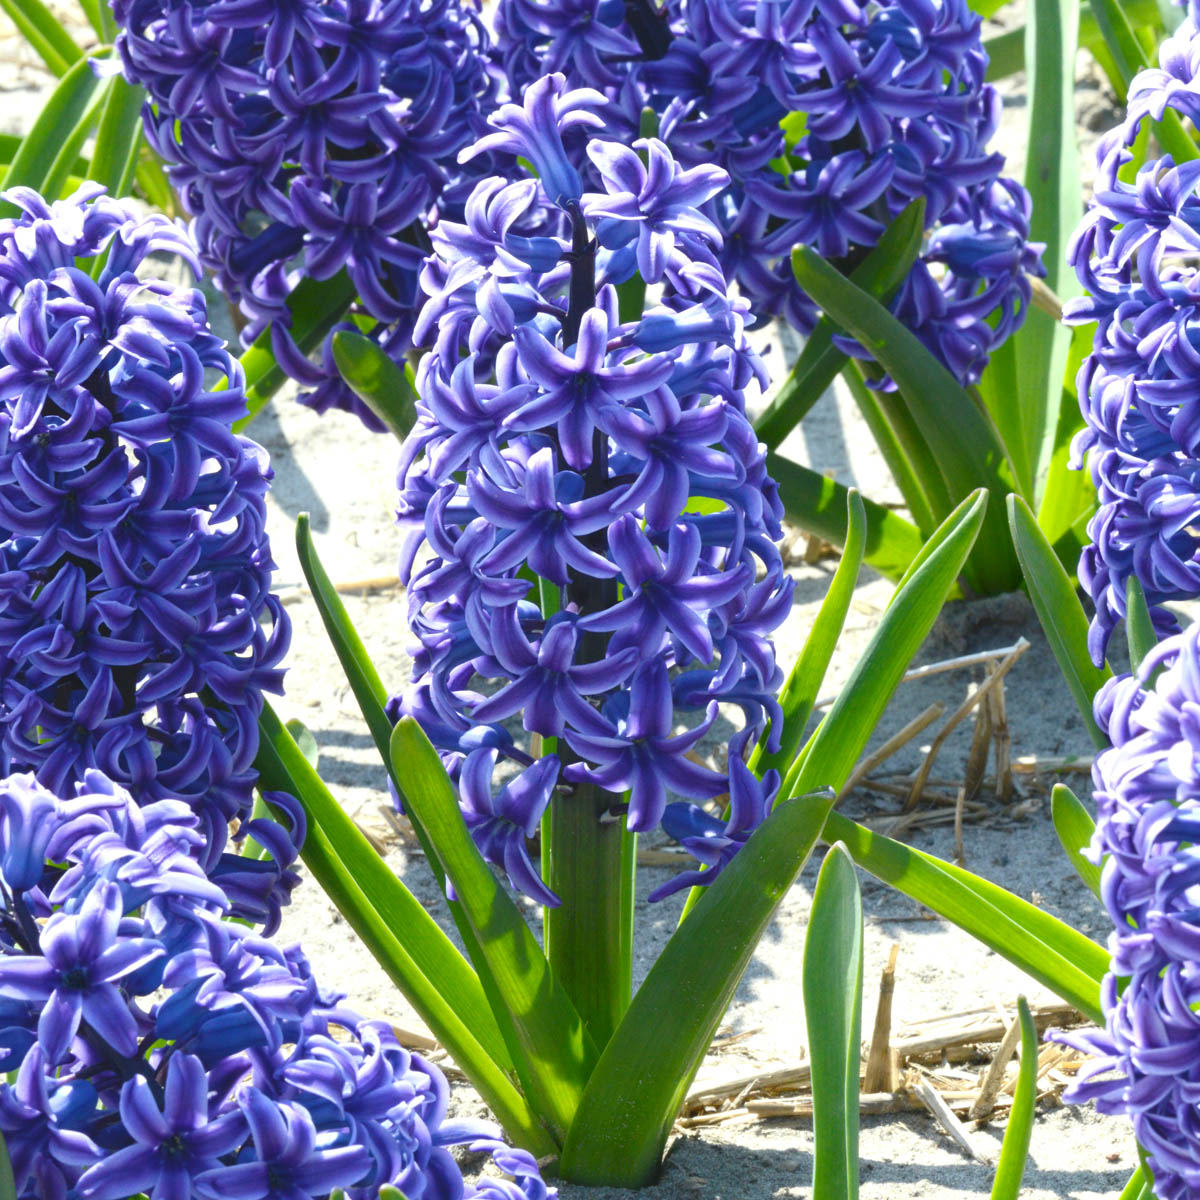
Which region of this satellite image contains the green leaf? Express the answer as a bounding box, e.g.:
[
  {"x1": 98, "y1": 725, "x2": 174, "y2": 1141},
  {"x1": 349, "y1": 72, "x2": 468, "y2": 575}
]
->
[
  {"x1": 559, "y1": 787, "x2": 837, "y2": 1187},
  {"x1": 990, "y1": 997, "x2": 1038, "y2": 1200},
  {"x1": 766, "y1": 452, "x2": 925, "y2": 582},
  {"x1": 983, "y1": 27, "x2": 1025, "y2": 79},
  {"x1": 1007, "y1": 494, "x2": 1111, "y2": 748},
  {"x1": 843, "y1": 362, "x2": 941, "y2": 538},
  {"x1": 783, "y1": 490, "x2": 987, "y2": 800},
  {"x1": 751, "y1": 490, "x2": 866, "y2": 779},
  {"x1": 1016, "y1": 0, "x2": 1080, "y2": 503},
  {"x1": 0, "y1": 1130, "x2": 15, "y2": 1200},
  {"x1": 0, "y1": 53, "x2": 113, "y2": 207},
  {"x1": 804, "y1": 844, "x2": 863, "y2": 1200},
  {"x1": 791, "y1": 244, "x2": 1021, "y2": 594},
  {"x1": 824, "y1": 810, "x2": 1107, "y2": 1023},
  {"x1": 0, "y1": 134, "x2": 87, "y2": 175},
  {"x1": 389, "y1": 718, "x2": 597, "y2": 1144},
  {"x1": 88, "y1": 74, "x2": 143, "y2": 203},
  {"x1": 754, "y1": 199, "x2": 926, "y2": 451},
  {"x1": 285, "y1": 717, "x2": 319, "y2": 770},
  {"x1": 331, "y1": 331, "x2": 418, "y2": 441},
  {"x1": 253, "y1": 702, "x2": 554, "y2": 1155},
  {"x1": 1118, "y1": 1165, "x2": 1152, "y2": 1200},
  {"x1": 1051, "y1": 784, "x2": 1102, "y2": 902},
  {"x1": 0, "y1": 0, "x2": 82, "y2": 76},
  {"x1": 231, "y1": 273, "x2": 358, "y2": 431},
  {"x1": 292, "y1": 514, "x2": 531, "y2": 1066},
  {"x1": 1125, "y1": 575, "x2": 1158, "y2": 676},
  {"x1": 1034, "y1": 322, "x2": 1095, "y2": 548}
]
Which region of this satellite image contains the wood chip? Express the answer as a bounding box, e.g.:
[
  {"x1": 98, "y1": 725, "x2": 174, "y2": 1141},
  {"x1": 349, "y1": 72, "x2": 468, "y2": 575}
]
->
[
  {"x1": 916, "y1": 1081, "x2": 995, "y2": 1165},
  {"x1": 863, "y1": 944, "x2": 900, "y2": 1093}
]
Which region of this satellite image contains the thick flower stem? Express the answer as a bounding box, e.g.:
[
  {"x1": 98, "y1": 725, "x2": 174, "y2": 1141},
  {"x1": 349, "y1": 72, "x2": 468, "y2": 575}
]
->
[{"x1": 543, "y1": 781, "x2": 635, "y2": 1049}]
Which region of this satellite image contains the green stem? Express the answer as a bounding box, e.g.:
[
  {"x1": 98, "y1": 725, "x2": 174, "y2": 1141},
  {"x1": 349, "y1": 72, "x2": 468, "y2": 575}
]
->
[{"x1": 544, "y1": 781, "x2": 633, "y2": 1049}]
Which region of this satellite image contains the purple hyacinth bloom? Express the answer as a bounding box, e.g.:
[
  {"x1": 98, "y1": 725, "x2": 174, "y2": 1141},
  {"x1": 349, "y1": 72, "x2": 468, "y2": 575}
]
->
[
  {"x1": 460, "y1": 753, "x2": 562, "y2": 906},
  {"x1": 395, "y1": 74, "x2": 791, "y2": 898},
  {"x1": 492, "y1": 0, "x2": 1041, "y2": 388},
  {"x1": 112, "y1": 0, "x2": 500, "y2": 428},
  {"x1": 0, "y1": 186, "x2": 299, "y2": 928},
  {"x1": 0, "y1": 881, "x2": 163, "y2": 1064},
  {"x1": 77, "y1": 1054, "x2": 247, "y2": 1199},
  {"x1": 0, "y1": 769, "x2": 556, "y2": 1200},
  {"x1": 1066, "y1": 8, "x2": 1200, "y2": 662},
  {"x1": 649, "y1": 737, "x2": 781, "y2": 901},
  {"x1": 1053, "y1": 621, "x2": 1200, "y2": 1197}
]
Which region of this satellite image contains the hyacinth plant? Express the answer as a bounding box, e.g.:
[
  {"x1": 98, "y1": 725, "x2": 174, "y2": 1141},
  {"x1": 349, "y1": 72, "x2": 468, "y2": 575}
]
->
[{"x1": 241, "y1": 70, "x2": 1113, "y2": 1190}]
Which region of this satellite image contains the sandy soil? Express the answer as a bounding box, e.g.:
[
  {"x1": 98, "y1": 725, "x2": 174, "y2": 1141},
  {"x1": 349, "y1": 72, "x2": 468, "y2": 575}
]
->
[{"x1": 0, "y1": 3, "x2": 1141, "y2": 1197}]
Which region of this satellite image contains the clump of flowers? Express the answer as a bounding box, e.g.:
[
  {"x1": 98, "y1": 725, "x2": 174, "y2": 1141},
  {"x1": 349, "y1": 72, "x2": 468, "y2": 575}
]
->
[
  {"x1": 0, "y1": 185, "x2": 294, "y2": 925},
  {"x1": 492, "y1": 0, "x2": 1041, "y2": 387},
  {"x1": 393, "y1": 73, "x2": 792, "y2": 902},
  {"x1": 1053, "y1": 622, "x2": 1200, "y2": 1198},
  {"x1": 111, "y1": 0, "x2": 499, "y2": 427},
  {"x1": 0, "y1": 769, "x2": 553, "y2": 1200},
  {"x1": 1067, "y1": 7, "x2": 1200, "y2": 662}
]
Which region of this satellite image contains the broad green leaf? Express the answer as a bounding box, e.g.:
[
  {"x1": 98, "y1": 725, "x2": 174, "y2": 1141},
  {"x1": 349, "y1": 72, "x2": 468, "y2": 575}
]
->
[
  {"x1": 0, "y1": 135, "x2": 87, "y2": 175},
  {"x1": 754, "y1": 199, "x2": 926, "y2": 451},
  {"x1": 76, "y1": 0, "x2": 107, "y2": 37},
  {"x1": 0, "y1": 54, "x2": 113, "y2": 207},
  {"x1": 990, "y1": 997, "x2": 1038, "y2": 1200},
  {"x1": 231, "y1": 273, "x2": 358, "y2": 431},
  {"x1": 970, "y1": 0, "x2": 1013, "y2": 17},
  {"x1": 1118, "y1": 1165, "x2": 1152, "y2": 1200},
  {"x1": 1125, "y1": 576, "x2": 1158, "y2": 675},
  {"x1": 751, "y1": 490, "x2": 866, "y2": 778},
  {"x1": 1008, "y1": 494, "x2": 1111, "y2": 748},
  {"x1": 1015, "y1": 0, "x2": 1080, "y2": 503},
  {"x1": 804, "y1": 844, "x2": 863, "y2": 1200},
  {"x1": 1051, "y1": 784, "x2": 1102, "y2": 901},
  {"x1": 559, "y1": 787, "x2": 837, "y2": 1186},
  {"x1": 88, "y1": 75, "x2": 143, "y2": 203},
  {"x1": 253, "y1": 703, "x2": 553, "y2": 1154},
  {"x1": 389, "y1": 718, "x2": 597, "y2": 1144},
  {"x1": 784, "y1": 490, "x2": 987, "y2": 800},
  {"x1": 983, "y1": 28, "x2": 1024, "y2": 79},
  {"x1": 791, "y1": 245, "x2": 1021, "y2": 593},
  {"x1": 843, "y1": 363, "x2": 941, "y2": 537},
  {"x1": 285, "y1": 717, "x2": 319, "y2": 770},
  {"x1": 135, "y1": 146, "x2": 176, "y2": 213},
  {"x1": 0, "y1": 1130, "x2": 14, "y2": 1200},
  {"x1": 766, "y1": 452, "x2": 925, "y2": 582},
  {"x1": 0, "y1": 0, "x2": 82, "y2": 76},
  {"x1": 292, "y1": 515, "x2": 521, "y2": 1056},
  {"x1": 1035, "y1": 322, "x2": 1094, "y2": 549},
  {"x1": 331, "y1": 331, "x2": 418, "y2": 441},
  {"x1": 824, "y1": 811, "x2": 1106, "y2": 1022}
]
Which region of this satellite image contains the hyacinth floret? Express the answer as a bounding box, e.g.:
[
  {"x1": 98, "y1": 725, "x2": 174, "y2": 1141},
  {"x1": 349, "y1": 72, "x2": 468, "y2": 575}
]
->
[
  {"x1": 491, "y1": 0, "x2": 1041, "y2": 388},
  {"x1": 0, "y1": 770, "x2": 554, "y2": 1200},
  {"x1": 112, "y1": 0, "x2": 500, "y2": 427},
  {"x1": 1067, "y1": 6, "x2": 1200, "y2": 663},
  {"x1": 1052, "y1": 620, "x2": 1200, "y2": 1199},
  {"x1": 0, "y1": 184, "x2": 297, "y2": 928},
  {"x1": 396, "y1": 73, "x2": 793, "y2": 905}
]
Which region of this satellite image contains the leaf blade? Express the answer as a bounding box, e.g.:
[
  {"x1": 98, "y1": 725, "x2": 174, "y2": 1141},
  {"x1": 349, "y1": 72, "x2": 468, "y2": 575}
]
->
[
  {"x1": 824, "y1": 810, "x2": 1106, "y2": 1022},
  {"x1": 1051, "y1": 784, "x2": 1102, "y2": 901},
  {"x1": 331, "y1": 331, "x2": 418, "y2": 441},
  {"x1": 1007, "y1": 494, "x2": 1111, "y2": 748},
  {"x1": 805, "y1": 844, "x2": 863, "y2": 1200},
  {"x1": 559, "y1": 787, "x2": 837, "y2": 1186},
  {"x1": 252, "y1": 703, "x2": 554, "y2": 1153},
  {"x1": 989, "y1": 996, "x2": 1038, "y2": 1200},
  {"x1": 389, "y1": 718, "x2": 596, "y2": 1143},
  {"x1": 0, "y1": 53, "x2": 113, "y2": 205},
  {"x1": 0, "y1": 0, "x2": 82, "y2": 76}
]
